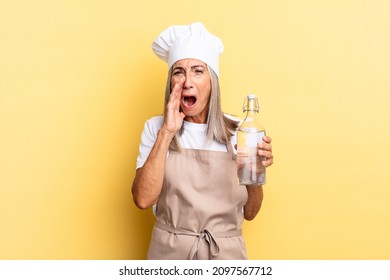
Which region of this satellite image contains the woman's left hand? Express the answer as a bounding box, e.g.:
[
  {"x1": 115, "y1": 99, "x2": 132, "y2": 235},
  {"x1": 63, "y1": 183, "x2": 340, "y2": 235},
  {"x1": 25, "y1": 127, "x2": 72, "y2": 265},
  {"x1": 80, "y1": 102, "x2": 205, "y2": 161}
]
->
[{"x1": 258, "y1": 135, "x2": 273, "y2": 167}]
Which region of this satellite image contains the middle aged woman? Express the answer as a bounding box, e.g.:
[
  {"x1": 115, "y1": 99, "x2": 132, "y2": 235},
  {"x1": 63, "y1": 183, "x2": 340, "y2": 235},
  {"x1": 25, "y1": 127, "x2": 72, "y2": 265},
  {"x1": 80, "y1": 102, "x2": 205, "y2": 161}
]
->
[{"x1": 132, "y1": 22, "x2": 274, "y2": 260}]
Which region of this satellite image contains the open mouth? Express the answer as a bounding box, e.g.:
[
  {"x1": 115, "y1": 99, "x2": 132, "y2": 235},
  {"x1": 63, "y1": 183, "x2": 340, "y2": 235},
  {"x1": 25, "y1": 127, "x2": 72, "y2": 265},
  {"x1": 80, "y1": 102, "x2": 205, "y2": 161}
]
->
[{"x1": 182, "y1": 96, "x2": 197, "y2": 108}]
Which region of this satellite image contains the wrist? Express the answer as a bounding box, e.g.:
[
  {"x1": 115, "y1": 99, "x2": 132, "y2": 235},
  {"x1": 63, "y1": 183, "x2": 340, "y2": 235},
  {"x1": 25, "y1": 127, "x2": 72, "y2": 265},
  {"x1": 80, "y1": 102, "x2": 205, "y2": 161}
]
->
[{"x1": 159, "y1": 126, "x2": 176, "y2": 142}]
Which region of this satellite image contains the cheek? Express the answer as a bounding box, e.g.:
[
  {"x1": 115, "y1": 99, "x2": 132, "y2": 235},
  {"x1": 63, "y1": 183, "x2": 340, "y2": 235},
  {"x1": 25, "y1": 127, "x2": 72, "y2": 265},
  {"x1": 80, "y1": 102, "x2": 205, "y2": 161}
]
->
[
  {"x1": 202, "y1": 85, "x2": 211, "y2": 101},
  {"x1": 198, "y1": 79, "x2": 211, "y2": 98}
]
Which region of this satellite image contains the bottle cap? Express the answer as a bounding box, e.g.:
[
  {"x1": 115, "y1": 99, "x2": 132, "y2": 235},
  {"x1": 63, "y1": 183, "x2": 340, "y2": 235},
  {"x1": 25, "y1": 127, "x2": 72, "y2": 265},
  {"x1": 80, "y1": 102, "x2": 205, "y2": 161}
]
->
[
  {"x1": 243, "y1": 94, "x2": 260, "y2": 112},
  {"x1": 247, "y1": 94, "x2": 257, "y2": 99}
]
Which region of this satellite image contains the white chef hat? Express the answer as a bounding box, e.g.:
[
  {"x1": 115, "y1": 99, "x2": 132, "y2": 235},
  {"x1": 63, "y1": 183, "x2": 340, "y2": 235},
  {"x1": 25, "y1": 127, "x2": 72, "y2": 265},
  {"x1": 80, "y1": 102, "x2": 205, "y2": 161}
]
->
[{"x1": 152, "y1": 22, "x2": 224, "y2": 77}]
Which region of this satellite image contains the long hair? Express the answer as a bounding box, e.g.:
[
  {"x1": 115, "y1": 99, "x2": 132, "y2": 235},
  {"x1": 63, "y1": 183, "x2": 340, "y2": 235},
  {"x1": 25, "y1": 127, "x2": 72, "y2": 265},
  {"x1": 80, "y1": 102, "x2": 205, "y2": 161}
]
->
[{"x1": 163, "y1": 66, "x2": 239, "y2": 151}]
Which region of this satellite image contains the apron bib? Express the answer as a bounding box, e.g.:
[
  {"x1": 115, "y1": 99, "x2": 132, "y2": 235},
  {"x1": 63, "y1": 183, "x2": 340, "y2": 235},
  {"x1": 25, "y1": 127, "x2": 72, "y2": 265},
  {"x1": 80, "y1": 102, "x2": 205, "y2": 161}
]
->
[{"x1": 147, "y1": 144, "x2": 248, "y2": 260}]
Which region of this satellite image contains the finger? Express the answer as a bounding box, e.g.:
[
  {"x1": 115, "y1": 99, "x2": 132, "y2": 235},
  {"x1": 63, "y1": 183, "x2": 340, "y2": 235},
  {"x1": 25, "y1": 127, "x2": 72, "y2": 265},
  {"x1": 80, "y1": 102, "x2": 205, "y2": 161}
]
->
[
  {"x1": 167, "y1": 93, "x2": 179, "y2": 111},
  {"x1": 262, "y1": 135, "x2": 272, "y2": 144},
  {"x1": 258, "y1": 142, "x2": 272, "y2": 152},
  {"x1": 179, "y1": 111, "x2": 186, "y2": 121},
  {"x1": 169, "y1": 84, "x2": 181, "y2": 102},
  {"x1": 171, "y1": 78, "x2": 185, "y2": 97},
  {"x1": 170, "y1": 79, "x2": 184, "y2": 109},
  {"x1": 262, "y1": 157, "x2": 274, "y2": 167},
  {"x1": 258, "y1": 149, "x2": 273, "y2": 159}
]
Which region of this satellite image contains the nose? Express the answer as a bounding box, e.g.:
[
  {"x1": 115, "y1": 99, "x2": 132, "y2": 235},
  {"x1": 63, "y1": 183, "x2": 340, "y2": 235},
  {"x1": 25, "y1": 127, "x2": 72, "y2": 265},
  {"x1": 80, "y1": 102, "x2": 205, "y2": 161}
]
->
[{"x1": 183, "y1": 72, "x2": 193, "y2": 89}]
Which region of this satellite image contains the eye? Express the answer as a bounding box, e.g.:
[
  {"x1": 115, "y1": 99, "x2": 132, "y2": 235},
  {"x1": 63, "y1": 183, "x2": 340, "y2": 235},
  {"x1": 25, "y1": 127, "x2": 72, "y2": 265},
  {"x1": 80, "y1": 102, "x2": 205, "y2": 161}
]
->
[
  {"x1": 195, "y1": 68, "x2": 204, "y2": 74},
  {"x1": 173, "y1": 70, "x2": 184, "y2": 76}
]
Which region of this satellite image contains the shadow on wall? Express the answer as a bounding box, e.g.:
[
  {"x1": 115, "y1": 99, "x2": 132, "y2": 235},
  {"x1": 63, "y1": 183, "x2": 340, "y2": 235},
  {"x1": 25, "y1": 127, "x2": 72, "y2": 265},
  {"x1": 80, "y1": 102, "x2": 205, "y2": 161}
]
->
[{"x1": 128, "y1": 205, "x2": 155, "y2": 259}]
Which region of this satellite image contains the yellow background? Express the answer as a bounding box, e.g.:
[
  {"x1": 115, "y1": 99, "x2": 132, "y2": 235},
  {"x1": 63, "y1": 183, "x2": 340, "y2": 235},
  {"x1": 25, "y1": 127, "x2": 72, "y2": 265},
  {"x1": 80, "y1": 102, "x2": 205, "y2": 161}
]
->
[{"x1": 1, "y1": 0, "x2": 389, "y2": 259}]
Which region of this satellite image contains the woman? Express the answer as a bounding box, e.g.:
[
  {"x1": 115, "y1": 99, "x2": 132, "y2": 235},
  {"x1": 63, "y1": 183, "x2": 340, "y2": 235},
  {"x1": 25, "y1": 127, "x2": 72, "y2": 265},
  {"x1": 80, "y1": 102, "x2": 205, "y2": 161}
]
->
[{"x1": 132, "y1": 22, "x2": 273, "y2": 260}]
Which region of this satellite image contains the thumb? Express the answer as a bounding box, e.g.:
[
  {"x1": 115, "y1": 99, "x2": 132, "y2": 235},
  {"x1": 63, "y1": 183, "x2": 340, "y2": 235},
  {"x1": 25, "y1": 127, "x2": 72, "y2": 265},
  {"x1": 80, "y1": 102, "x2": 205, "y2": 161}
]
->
[{"x1": 179, "y1": 110, "x2": 186, "y2": 120}]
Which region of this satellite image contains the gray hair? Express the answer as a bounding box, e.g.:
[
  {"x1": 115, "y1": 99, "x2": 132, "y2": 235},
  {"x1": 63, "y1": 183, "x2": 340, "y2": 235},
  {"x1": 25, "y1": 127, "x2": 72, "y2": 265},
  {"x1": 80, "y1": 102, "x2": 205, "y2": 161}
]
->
[{"x1": 163, "y1": 66, "x2": 239, "y2": 151}]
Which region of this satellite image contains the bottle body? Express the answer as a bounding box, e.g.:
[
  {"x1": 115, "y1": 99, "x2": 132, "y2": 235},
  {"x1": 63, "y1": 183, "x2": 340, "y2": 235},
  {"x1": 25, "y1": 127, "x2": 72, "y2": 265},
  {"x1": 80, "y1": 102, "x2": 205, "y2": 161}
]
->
[
  {"x1": 237, "y1": 95, "x2": 266, "y2": 185},
  {"x1": 237, "y1": 128, "x2": 266, "y2": 185}
]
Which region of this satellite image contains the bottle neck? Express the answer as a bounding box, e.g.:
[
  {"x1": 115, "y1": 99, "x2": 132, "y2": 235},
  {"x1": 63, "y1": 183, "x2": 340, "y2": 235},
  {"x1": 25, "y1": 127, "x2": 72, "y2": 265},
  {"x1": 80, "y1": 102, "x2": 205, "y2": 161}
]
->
[
  {"x1": 244, "y1": 99, "x2": 259, "y2": 115},
  {"x1": 240, "y1": 96, "x2": 264, "y2": 132}
]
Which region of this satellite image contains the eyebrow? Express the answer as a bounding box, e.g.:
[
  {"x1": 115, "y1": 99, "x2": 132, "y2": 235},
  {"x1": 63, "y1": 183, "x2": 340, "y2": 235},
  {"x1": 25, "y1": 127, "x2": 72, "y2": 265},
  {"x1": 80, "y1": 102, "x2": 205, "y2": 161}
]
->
[{"x1": 172, "y1": 65, "x2": 206, "y2": 71}]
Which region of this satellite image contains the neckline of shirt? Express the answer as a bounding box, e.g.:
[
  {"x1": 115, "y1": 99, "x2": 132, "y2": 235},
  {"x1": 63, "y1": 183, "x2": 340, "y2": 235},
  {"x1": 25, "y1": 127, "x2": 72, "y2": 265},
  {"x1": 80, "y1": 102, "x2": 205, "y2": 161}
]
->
[{"x1": 183, "y1": 120, "x2": 207, "y2": 131}]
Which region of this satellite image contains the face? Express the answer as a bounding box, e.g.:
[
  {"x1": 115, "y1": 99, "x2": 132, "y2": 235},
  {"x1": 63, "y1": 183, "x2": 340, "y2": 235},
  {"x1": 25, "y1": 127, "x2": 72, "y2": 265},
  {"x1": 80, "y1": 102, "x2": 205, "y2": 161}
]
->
[{"x1": 171, "y1": 59, "x2": 211, "y2": 124}]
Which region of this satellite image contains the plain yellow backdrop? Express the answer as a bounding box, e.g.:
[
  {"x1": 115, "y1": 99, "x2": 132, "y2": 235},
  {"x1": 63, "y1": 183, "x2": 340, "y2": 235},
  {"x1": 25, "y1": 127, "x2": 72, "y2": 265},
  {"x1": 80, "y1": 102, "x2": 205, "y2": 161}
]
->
[{"x1": 1, "y1": 0, "x2": 389, "y2": 259}]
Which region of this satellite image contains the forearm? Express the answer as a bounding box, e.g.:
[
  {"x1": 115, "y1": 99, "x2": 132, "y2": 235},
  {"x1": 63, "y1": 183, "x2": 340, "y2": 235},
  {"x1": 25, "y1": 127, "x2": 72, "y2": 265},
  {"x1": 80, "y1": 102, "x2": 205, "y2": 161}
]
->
[
  {"x1": 132, "y1": 128, "x2": 174, "y2": 209},
  {"x1": 243, "y1": 135, "x2": 271, "y2": 220},
  {"x1": 243, "y1": 185, "x2": 263, "y2": 221}
]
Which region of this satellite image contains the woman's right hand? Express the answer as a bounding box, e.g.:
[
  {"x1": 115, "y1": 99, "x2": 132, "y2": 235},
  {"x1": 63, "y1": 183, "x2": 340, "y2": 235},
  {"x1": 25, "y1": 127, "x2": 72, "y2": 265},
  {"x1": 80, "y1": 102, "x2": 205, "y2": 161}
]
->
[{"x1": 163, "y1": 78, "x2": 186, "y2": 138}]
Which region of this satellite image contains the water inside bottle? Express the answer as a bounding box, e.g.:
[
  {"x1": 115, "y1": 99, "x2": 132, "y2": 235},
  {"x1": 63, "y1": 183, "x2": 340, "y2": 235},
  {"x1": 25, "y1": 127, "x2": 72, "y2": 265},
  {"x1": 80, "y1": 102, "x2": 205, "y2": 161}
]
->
[{"x1": 237, "y1": 129, "x2": 266, "y2": 185}]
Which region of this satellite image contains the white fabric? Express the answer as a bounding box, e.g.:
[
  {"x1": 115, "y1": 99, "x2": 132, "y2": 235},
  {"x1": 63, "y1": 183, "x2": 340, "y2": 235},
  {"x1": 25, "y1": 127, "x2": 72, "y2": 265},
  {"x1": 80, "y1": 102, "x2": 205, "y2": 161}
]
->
[
  {"x1": 136, "y1": 115, "x2": 241, "y2": 170},
  {"x1": 152, "y1": 22, "x2": 224, "y2": 77}
]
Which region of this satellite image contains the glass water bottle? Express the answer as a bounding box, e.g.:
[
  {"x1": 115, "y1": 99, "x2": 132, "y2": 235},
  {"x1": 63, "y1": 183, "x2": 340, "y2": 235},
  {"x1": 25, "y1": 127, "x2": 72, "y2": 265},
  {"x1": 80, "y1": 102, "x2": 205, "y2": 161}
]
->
[{"x1": 237, "y1": 94, "x2": 266, "y2": 185}]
